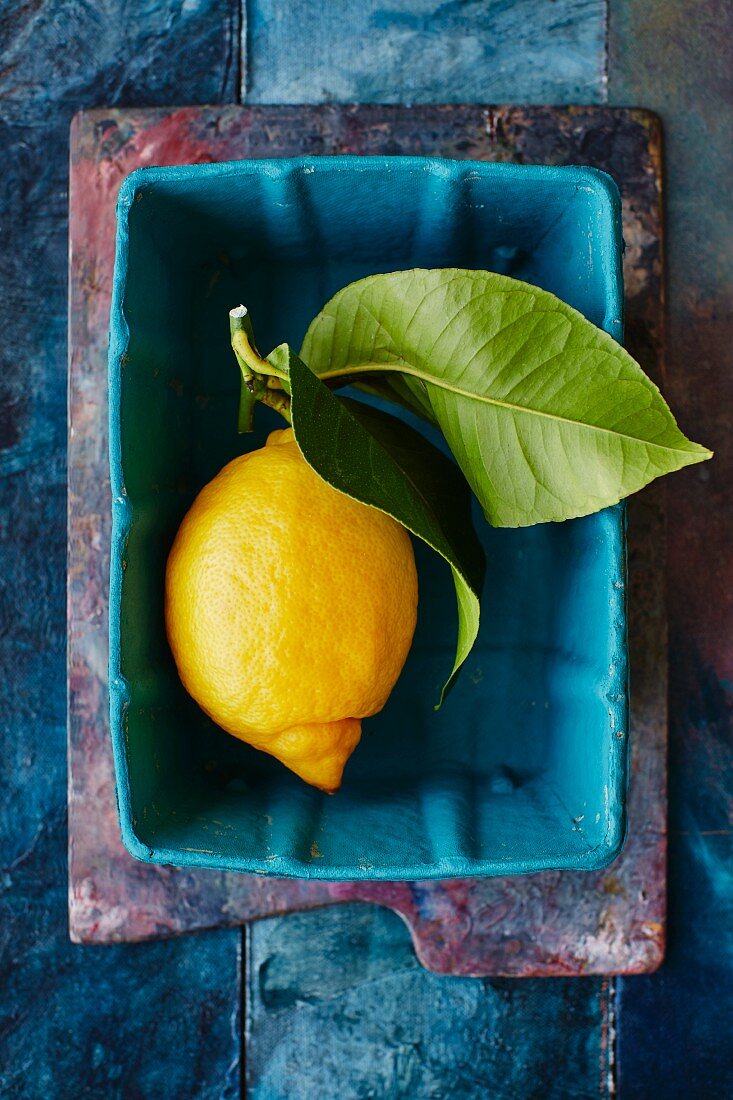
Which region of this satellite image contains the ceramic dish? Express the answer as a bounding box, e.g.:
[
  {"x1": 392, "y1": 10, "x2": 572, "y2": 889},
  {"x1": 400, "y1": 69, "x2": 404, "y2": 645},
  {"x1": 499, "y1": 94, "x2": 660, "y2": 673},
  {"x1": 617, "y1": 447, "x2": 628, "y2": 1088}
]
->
[{"x1": 108, "y1": 156, "x2": 628, "y2": 879}]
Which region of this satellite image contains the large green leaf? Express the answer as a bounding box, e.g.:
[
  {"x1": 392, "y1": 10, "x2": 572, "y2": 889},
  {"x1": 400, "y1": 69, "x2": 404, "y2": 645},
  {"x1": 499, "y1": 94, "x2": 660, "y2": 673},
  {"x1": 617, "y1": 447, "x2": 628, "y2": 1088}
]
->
[
  {"x1": 300, "y1": 269, "x2": 712, "y2": 527},
  {"x1": 267, "y1": 344, "x2": 485, "y2": 703}
]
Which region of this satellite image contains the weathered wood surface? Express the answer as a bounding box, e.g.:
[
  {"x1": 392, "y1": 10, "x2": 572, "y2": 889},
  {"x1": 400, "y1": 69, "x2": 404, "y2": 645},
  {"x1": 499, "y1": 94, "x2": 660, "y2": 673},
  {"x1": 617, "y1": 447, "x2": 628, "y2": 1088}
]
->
[
  {"x1": 244, "y1": 0, "x2": 606, "y2": 105},
  {"x1": 609, "y1": 1, "x2": 733, "y2": 1096},
  {"x1": 0, "y1": 3, "x2": 243, "y2": 1097},
  {"x1": 246, "y1": 903, "x2": 613, "y2": 1099},
  {"x1": 69, "y1": 103, "x2": 666, "y2": 976}
]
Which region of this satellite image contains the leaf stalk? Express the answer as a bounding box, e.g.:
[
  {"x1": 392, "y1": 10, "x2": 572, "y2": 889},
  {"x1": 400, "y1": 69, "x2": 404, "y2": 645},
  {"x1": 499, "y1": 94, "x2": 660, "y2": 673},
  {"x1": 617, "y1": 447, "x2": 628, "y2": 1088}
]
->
[{"x1": 230, "y1": 305, "x2": 291, "y2": 429}]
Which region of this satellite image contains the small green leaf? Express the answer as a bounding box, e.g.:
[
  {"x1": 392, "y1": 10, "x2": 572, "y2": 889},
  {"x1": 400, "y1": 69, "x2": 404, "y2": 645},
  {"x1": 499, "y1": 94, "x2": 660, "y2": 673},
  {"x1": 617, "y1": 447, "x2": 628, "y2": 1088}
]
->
[
  {"x1": 300, "y1": 269, "x2": 712, "y2": 527},
  {"x1": 277, "y1": 346, "x2": 485, "y2": 703}
]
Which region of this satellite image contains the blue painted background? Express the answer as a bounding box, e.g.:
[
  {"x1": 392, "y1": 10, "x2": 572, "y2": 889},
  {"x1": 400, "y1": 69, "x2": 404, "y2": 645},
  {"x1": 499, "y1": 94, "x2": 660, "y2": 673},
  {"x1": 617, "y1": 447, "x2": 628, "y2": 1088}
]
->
[
  {"x1": 0, "y1": 3, "x2": 242, "y2": 1095},
  {"x1": 244, "y1": 0, "x2": 606, "y2": 104},
  {"x1": 610, "y1": 3, "x2": 733, "y2": 1096},
  {"x1": 1, "y1": 0, "x2": 732, "y2": 1096},
  {"x1": 247, "y1": 904, "x2": 608, "y2": 1098}
]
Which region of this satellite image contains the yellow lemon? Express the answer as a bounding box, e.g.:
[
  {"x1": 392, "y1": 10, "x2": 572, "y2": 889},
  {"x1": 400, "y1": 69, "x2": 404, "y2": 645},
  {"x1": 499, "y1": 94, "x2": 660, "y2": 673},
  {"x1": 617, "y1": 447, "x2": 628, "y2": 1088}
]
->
[{"x1": 165, "y1": 427, "x2": 418, "y2": 791}]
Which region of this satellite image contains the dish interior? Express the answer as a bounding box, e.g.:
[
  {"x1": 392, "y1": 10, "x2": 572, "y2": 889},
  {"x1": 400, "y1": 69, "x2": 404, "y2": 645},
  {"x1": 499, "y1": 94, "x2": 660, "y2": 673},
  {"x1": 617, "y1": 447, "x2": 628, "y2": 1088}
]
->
[{"x1": 111, "y1": 158, "x2": 627, "y2": 877}]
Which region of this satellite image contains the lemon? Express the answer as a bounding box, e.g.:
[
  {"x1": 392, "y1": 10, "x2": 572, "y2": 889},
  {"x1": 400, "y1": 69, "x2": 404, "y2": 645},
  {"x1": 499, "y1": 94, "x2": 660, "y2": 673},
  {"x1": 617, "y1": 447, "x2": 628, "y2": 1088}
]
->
[{"x1": 165, "y1": 428, "x2": 418, "y2": 791}]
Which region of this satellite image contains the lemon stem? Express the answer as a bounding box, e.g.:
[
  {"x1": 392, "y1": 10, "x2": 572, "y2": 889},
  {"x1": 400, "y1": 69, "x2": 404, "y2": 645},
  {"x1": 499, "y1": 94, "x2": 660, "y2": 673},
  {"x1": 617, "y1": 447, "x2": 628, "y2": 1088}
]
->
[
  {"x1": 230, "y1": 306, "x2": 291, "y2": 430},
  {"x1": 257, "y1": 387, "x2": 292, "y2": 423}
]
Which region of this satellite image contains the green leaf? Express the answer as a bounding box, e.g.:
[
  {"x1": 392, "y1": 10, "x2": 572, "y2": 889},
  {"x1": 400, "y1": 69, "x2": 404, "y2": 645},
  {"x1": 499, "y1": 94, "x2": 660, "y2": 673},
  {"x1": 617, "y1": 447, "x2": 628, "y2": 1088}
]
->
[
  {"x1": 300, "y1": 269, "x2": 712, "y2": 527},
  {"x1": 269, "y1": 344, "x2": 485, "y2": 703},
  {"x1": 348, "y1": 374, "x2": 438, "y2": 427}
]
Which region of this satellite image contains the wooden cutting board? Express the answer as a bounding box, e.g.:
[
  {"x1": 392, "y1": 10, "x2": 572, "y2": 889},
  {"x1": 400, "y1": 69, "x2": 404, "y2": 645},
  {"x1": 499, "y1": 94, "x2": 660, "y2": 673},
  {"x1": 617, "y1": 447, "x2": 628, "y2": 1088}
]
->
[{"x1": 68, "y1": 104, "x2": 666, "y2": 975}]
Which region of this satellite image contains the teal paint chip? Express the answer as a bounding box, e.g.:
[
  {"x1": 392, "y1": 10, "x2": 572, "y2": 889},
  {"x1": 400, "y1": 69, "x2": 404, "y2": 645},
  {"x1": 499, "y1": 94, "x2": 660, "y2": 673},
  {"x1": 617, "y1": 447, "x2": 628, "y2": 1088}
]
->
[{"x1": 109, "y1": 156, "x2": 628, "y2": 879}]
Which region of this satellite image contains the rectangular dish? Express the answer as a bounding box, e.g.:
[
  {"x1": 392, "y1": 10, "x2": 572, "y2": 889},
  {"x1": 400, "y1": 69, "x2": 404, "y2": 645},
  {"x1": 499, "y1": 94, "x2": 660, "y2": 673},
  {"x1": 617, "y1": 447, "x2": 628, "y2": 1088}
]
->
[{"x1": 108, "y1": 156, "x2": 628, "y2": 879}]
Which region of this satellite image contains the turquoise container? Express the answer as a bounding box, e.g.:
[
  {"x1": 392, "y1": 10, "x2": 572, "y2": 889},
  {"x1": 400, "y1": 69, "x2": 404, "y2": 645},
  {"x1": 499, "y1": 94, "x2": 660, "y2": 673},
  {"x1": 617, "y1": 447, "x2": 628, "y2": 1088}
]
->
[{"x1": 109, "y1": 157, "x2": 628, "y2": 879}]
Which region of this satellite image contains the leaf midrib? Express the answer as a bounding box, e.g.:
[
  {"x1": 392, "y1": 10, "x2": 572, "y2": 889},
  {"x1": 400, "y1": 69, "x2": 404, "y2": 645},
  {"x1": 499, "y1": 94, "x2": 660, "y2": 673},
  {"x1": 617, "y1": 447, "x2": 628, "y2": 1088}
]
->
[{"x1": 318, "y1": 361, "x2": 703, "y2": 457}]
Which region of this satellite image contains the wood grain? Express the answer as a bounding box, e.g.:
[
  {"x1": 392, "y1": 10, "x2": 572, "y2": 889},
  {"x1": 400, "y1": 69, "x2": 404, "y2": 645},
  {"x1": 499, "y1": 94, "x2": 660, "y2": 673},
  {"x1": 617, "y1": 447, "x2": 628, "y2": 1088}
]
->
[
  {"x1": 246, "y1": 904, "x2": 610, "y2": 1098},
  {"x1": 610, "y1": 1, "x2": 733, "y2": 1095},
  {"x1": 0, "y1": 4, "x2": 242, "y2": 1096},
  {"x1": 244, "y1": 0, "x2": 606, "y2": 104}
]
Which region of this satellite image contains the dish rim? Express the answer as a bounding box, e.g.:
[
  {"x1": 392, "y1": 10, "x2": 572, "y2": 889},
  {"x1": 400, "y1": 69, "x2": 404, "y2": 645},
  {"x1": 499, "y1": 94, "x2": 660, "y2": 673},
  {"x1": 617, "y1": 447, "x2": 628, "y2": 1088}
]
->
[{"x1": 108, "y1": 155, "x2": 628, "y2": 880}]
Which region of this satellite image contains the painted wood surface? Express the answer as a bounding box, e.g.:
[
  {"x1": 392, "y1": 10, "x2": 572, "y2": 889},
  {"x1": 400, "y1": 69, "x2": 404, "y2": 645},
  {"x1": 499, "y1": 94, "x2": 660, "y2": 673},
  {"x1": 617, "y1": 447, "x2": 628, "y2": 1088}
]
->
[
  {"x1": 69, "y1": 104, "x2": 666, "y2": 978},
  {"x1": 608, "y1": 1, "x2": 733, "y2": 1095},
  {"x1": 244, "y1": 0, "x2": 606, "y2": 104},
  {"x1": 246, "y1": 903, "x2": 612, "y2": 1099},
  {"x1": 0, "y1": 3, "x2": 243, "y2": 1096}
]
